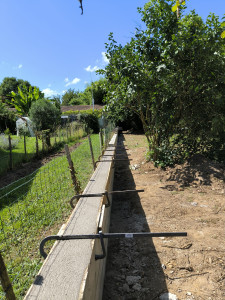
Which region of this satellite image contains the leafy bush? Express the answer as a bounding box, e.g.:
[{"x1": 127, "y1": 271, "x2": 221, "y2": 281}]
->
[
  {"x1": 62, "y1": 109, "x2": 103, "y2": 133},
  {"x1": 0, "y1": 100, "x2": 17, "y2": 133},
  {"x1": 29, "y1": 99, "x2": 61, "y2": 131}
]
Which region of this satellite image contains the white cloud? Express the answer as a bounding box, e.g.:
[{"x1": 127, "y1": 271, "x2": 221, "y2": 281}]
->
[
  {"x1": 85, "y1": 65, "x2": 99, "y2": 73},
  {"x1": 64, "y1": 77, "x2": 69, "y2": 83},
  {"x1": 42, "y1": 88, "x2": 58, "y2": 97},
  {"x1": 101, "y1": 52, "x2": 109, "y2": 64},
  {"x1": 18, "y1": 64, "x2": 23, "y2": 69},
  {"x1": 65, "y1": 77, "x2": 80, "y2": 87}
]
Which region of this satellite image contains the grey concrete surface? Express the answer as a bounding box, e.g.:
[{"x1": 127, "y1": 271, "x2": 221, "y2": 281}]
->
[{"x1": 25, "y1": 134, "x2": 117, "y2": 300}]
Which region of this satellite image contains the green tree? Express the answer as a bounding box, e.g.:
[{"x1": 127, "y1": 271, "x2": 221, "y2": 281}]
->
[
  {"x1": 61, "y1": 89, "x2": 80, "y2": 105},
  {"x1": 51, "y1": 95, "x2": 61, "y2": 109},
  {"x1": 0, "y1": 100, "x2": 16, "y2": 132},
  {"x1": 29, "y1": 98, "x2": 61, "y2": 132},
  {"x1": 100, "y1": 0, "x2": 225, "y2": 165},
  {"x1": 11, "y1": 85, "x2": 40, "y2": 116},
  {"x1": 91, "y1": 78, "x2": 107, "y2": 105},
  {"x1": 0, "y1": 77, "x2": 43, "y2": 103}
]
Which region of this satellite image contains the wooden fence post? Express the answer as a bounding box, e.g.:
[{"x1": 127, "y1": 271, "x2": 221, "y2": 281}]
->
[
  {"x1": 88, "y1": 135, "x2": 95, "y2": 170},
  {"x1": 42, "y1": 131, "x2": 45, "y2": 152},
  {"x1": 66, "y1": 126, "x2": 68, "y2": 141},
  {"x1": 0, "y1": 252, "x2": 16, "y2": 300},
  {"x1": 8, "y1": 135, "x2": 13, "y2": 170},
  {"x1": 103, "y1": 128, "x2": 106, "y2": 148},
  {"x1": 35, "y1": 134, "x2": 39, "y2": 157},
  {"x1": 99, "y1": 130, "x2": 103, "y2": 152},
  {"x1": 65, "y1": 145, "x2": 81, "y2": 207},
  {"x1": 23, "y1": 135, "x2": 27, "y2": 160}
]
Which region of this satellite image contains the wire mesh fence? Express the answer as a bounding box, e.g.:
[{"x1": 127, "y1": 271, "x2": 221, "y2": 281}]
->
[
  {"x1": 0, "y1": 124, "x2": 114, "y2": 299},
  {"x1": 0, "y1": 122, "x2": 86, "y2": 176}
]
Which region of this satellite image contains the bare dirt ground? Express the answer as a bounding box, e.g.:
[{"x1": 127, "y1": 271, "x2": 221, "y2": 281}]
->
[{"x1": 103, "y1": 133, "x2": 225, "y2": 300}]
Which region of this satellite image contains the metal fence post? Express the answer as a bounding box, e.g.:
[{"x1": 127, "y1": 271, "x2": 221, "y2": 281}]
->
[{"x1": 0, "y1": 252, "x2": 16, "y2": 300}]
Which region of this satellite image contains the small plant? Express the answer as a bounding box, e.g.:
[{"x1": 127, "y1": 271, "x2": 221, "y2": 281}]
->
[{"x1": 0, "y1": 134, "x2": 19, "y2": 150}]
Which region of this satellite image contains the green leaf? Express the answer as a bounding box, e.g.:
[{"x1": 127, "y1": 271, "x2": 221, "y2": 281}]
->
[
  {"x1": 172, "y1": 3, "x2": 178, "y2": 12},
  {"x1": 221, "y1": 31, "x2": 225, "y2": 39},
  {"x1": 221, "y1": 22, "x2": 225, "y2": 27},
  {"x1": 181, "y1": 1, "x2": 186, "y2": 5}
]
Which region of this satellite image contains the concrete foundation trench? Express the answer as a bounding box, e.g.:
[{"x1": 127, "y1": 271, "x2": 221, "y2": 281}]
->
[
  {"x1": 25, "y1": 132, "x2": 186, "y2": 300},
  {"x1": 103, "y1": 134, "x2": 168, "y2": 300}
]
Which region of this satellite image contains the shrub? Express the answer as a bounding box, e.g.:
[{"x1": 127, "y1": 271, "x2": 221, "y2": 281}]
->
[
  {"x1": 62, "y1": 109, "x2": 103, "y2": 133},
  {"x1": 29, "y1": 99, "x2": 61, "y2": 131}
]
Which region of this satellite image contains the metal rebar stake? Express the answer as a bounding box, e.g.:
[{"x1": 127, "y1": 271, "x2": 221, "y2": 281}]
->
[{"x1": 40, "y1": 231, "x2": 187, "y2": 260}]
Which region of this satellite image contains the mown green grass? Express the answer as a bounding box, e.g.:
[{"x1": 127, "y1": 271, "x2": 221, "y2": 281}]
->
[{"x1": 0, "y1": 134, "x2": 101, "y2": 299}]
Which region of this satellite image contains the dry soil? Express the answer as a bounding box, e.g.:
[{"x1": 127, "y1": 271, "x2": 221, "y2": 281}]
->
[{"x1": 103, "y1": 133, "x2": 225, "y2": 300}]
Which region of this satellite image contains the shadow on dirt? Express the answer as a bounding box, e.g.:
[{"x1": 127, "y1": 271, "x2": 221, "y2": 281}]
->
[
  {"x1": 166, "y1": 154, "x2": 225, "y2": 188},
  {"x1": 103, "y1": 133, "x2": 168, "y2": 300}
]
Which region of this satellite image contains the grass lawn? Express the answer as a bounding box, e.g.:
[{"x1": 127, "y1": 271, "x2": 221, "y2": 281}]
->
[
  {"x1": 0, "y1": 126, "x2": 86, "y2": 176},
  {"x1": 0, "y1": 134, "x2": 101, "y2": 299}
]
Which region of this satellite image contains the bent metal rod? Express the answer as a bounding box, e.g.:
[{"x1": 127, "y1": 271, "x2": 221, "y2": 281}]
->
[
  {"x1": 70, "y1": 189, "x2": 145, "y2": 208},
  {"x1": 40, "y1": 231, "x2": 187, "y2": 260}
]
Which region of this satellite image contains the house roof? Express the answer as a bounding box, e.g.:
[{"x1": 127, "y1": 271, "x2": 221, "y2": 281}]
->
[{"x1": 61, "y1": 105, "x2": 104, "y2": 112}]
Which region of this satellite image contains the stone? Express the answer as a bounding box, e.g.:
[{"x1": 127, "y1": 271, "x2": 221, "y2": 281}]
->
[
  {"x1": 191, "y1": 202, "x2": 198, "y2": 206},
  {"x1": 159, "y1": 293, "x2": 177, "y2": 300},
  {"x1": 132, "y1": 283, "x2": 142, "y2": 291},
  {"x1": 126, "y1": 275, "x2": 141, "y2": 286},
  {"x1": 122, "y1": 283, "x2": 130, "y2": 292},
  {"x1": 186, "y1": 292, "x2": 192, "y2": 296}
]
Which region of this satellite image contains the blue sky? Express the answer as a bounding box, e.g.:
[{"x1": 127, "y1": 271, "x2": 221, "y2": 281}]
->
[{"x1": 0, "y1": 0, "x2": 224, "y2": 98}]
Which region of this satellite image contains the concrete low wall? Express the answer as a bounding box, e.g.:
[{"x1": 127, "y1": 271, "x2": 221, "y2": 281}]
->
[{"x1": 25, "y1": 133, "x2": 118, "y2": 300}]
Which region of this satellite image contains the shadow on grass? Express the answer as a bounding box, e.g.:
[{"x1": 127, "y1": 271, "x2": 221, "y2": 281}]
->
[{"x1": 103, "y1": 133, "x2": 168, "y2": 300}]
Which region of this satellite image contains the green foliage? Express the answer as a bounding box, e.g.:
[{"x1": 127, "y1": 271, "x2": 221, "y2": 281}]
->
[
  {"x1": 84, "y1": 79, "x2": 107, "y2": 105},
  {"x1": 0, "y1": 100, "x2": 17, "y2": 132},
  {"x1": 50, "y1": 95, "x2": 61, "y2": 109},
  {"x1": 63, "y1": 109, "x2": 103, "y2": 133},
  {"x1": 61, "y1": 88, "x2": 89, "y2": 106},
  {"x1": 29, "y1": 98, "x2": 61, "y2": 131},
  {"x1": 10, "y1": 85, "x2": 41, "y2": 116},
  {"x1": 0, "y1": 77, "x2": 44, "y2": 103},
  {"x1": 100, "y1": 0, "x2": 225, "y2": 166},
  {"x1": 62, "y1": 79, "x2": 106, "y2": 106}
]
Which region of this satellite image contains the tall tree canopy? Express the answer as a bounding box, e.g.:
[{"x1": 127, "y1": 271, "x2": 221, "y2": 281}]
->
[
  {"x1": 11, "y1": 85, "x2": 41, "y2": 116},
  {"x1": 62, "y1": 79, "x2": 106, "y2": 106},
  {"x1": 0, "y1": 77, "x2": 43, "y2": 103},
  {"x1": 100, "y1": 0, "x2": 225, "y2": 165}
]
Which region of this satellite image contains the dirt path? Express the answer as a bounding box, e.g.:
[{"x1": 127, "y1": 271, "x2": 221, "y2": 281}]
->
[{"x1": 103, "y1": 133, "x2": 225, "y2": 300}]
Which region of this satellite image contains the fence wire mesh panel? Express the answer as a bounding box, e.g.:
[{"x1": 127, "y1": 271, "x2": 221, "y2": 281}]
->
[
  {"x1": 103, "y1": 121, "x2": 115, "y2": 148},
  {"x1": 0, "y1": 132, "x2": 105, "y2": 299},
  {"x1": 0, "y1": 122, "x2": 86, "y2": 176}
]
